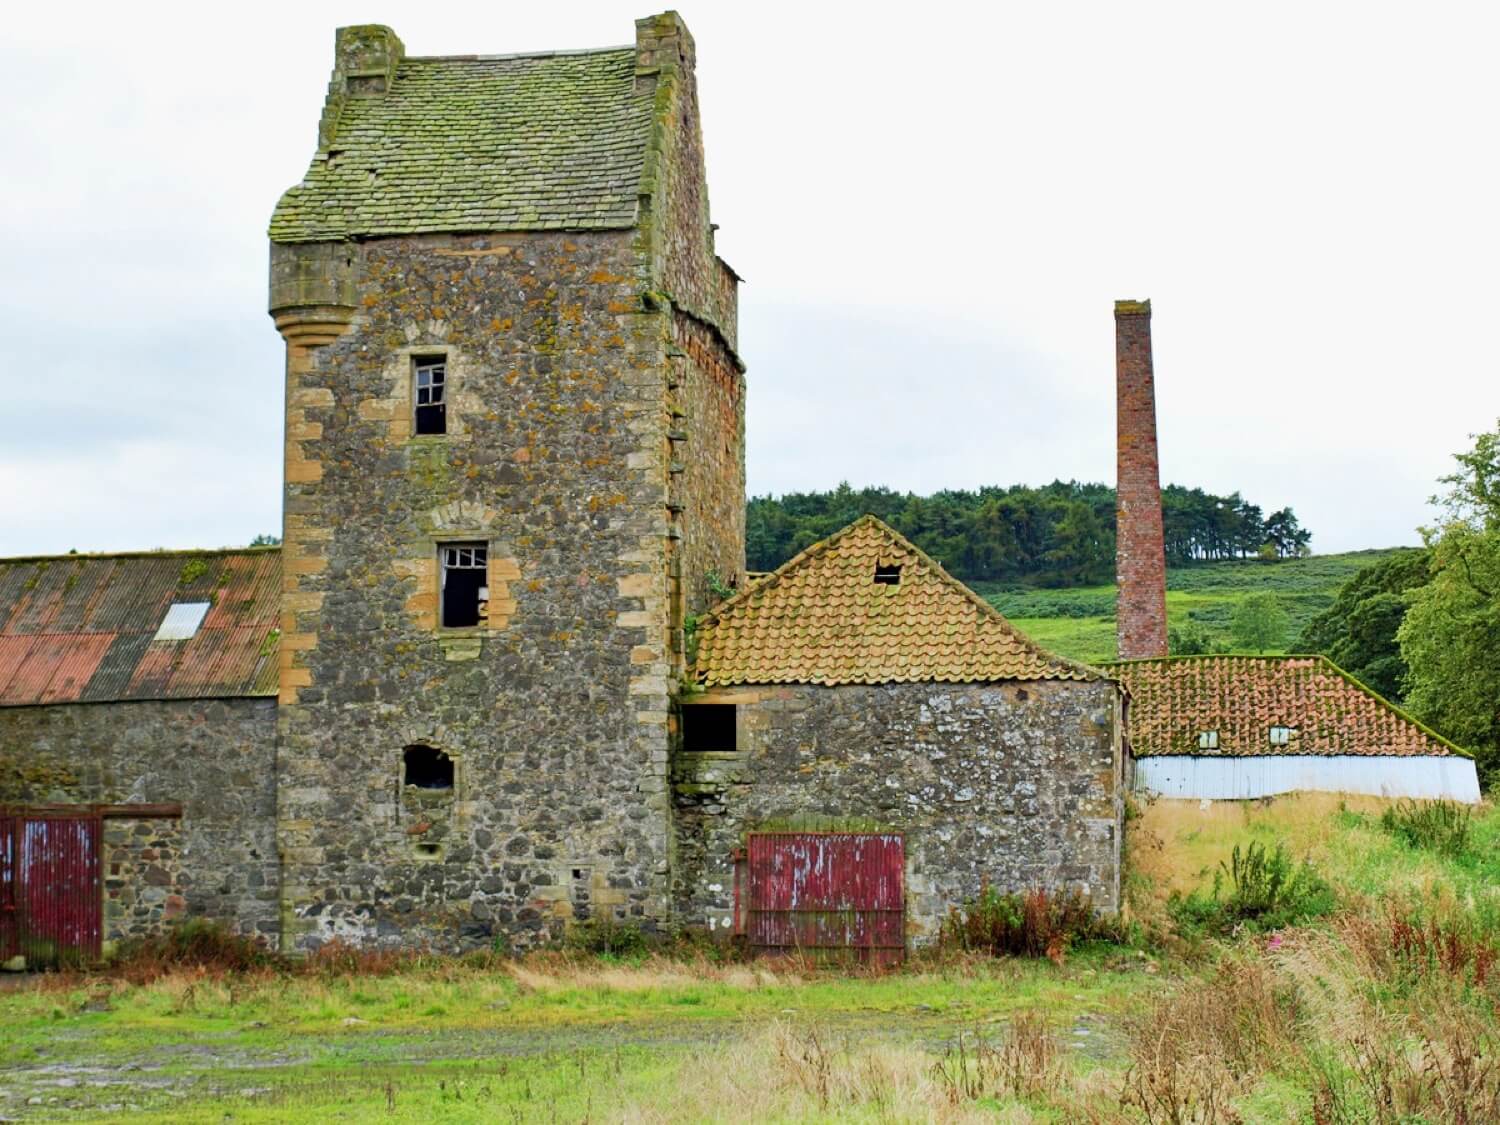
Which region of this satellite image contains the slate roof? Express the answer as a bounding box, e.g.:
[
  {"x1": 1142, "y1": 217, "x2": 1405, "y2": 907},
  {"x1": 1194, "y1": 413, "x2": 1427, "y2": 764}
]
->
[
  {"x1": 1107, "y1": 655, "x2": 1466, "y2": 759},
  {"x1": 0, "y1": 550, "x2": 280, "y2": 706},
  {"x1": 270, "y1": 48, "x2": 652, "y2": 243},
  {"x1": 692, "y1": 517, "x2": 1102, "y2": 688}
]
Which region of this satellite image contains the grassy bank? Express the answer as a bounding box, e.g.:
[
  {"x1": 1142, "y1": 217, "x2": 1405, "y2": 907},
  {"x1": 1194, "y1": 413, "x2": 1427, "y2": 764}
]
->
[
  {"x1": 2, "y1": 794, "x2": 1496, "y2": 1121},
  {"x1": 978, "y1": 548, "x2": 1411, "y2": 663}
]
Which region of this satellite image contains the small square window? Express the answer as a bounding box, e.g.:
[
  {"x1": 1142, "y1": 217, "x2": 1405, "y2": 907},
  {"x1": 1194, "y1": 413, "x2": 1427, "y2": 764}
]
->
[
  {"x1": 154, "y1": 601, "x2": 211, "y2": 641},
  {"x1": 1197, "y1": 730, "x2": 1220, "y2": 751},
  {"x1": 873, "y1": 564, "x2": 902, "y2": 586},
  {"x1": 1268, "y1": 726, "x2": 1294, "y2": 747},
  {"x1": 439, "y1": 542, "x2": 487, "y2": 628},
  {"x1": 682, "y1": 704, "x2": 737, "y2": 752},
  {"x1": 414, "y1": 357, "x2": 447, "y2": 435}
]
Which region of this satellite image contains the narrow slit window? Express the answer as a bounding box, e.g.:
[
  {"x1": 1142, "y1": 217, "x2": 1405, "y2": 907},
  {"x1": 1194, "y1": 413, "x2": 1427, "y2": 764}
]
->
[
  {"x1": 873, "y1": 564, "x2": 902, "y2": 586},
  {"x1": 1197, "y1": 730, "x2": 1220, "y2": 751},
  {"x1": 682, "y1": 704, "x2": 737, "y2": 752},
  {"x1": 439, "y1": 542, "x2": 487, "y2": 628},
  {"x1": 403, "y1": 745, "x2": 454, "y2": 790},
  {"x1": 414, "y1": 357, "x2": 447, "y2": 435},
  {"x1": 1268, "y1": 726, "x2": 1294, "y2": 747}
]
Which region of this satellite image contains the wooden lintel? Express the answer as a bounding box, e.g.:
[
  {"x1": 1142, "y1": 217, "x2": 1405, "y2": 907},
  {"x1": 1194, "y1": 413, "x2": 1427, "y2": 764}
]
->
[
  {"x1": 680, "y1": 688, "x2": 767, "y2": 705},
  {"x1": 0, "y1": 803, "x2": 183, "y2": 820}
]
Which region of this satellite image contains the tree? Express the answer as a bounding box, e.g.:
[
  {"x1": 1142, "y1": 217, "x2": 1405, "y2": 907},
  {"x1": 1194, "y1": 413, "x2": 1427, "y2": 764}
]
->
[
  {"x1": 1296, "y1": 548, "x2": 1431, "y2": 701},
  {"x1": 249, "y1": 533, "x2": 281, "y2": 546},
  {"x1": 1399, "y1": 420, "x2": 1500, "y2": 785},
  {"x1": 1231, "y1": 593, "x2": 1289, "y2": 653}
]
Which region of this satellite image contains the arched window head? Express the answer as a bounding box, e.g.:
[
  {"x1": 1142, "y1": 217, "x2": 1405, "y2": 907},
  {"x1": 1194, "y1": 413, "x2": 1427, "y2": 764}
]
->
[{"x1": 403, "y1": 744, "x2": 454, "y2": 790}]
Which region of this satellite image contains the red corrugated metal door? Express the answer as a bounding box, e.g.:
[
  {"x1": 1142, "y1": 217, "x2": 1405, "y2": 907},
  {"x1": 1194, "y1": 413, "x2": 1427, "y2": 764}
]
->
[
  {"x1": 746, "y1": 832, "x2": 905, "y2": 965},
  {"x1": 7, "y1": 813, "x2": 102, "y2": 967},
  {"x1": 0, "y1": 815, "x2": 16, "y2": 962}
]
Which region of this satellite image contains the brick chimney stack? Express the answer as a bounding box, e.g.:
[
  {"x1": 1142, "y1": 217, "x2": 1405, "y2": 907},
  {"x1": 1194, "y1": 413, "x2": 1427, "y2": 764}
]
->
[{"x1": 1115, "y1": 299, "x2": 1169, "y2": 660}]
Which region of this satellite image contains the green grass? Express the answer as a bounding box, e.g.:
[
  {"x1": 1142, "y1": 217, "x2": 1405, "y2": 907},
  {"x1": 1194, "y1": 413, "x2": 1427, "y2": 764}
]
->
[
  {"x1": 979, "y1": 548, "x2": 1409, "y2": 663},
  {"x1": 5, "y1": 794, "x2": 1497, "y2": 1122}
]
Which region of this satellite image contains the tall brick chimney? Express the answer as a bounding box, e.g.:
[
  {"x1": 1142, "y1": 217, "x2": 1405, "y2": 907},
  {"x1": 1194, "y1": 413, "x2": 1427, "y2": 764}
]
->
[{"x1": 1115, "y1": 299, "x2": 1169, "y2": 660}]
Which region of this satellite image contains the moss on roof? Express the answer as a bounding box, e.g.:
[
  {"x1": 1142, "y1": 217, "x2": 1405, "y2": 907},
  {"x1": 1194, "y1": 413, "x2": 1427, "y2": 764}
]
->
[
  {"x1": 1106, "y1": 654, "x2": 1469, "y2": 759},
  {"x1": 270, "y1": 48, "x2": 652, "y2": 243}
]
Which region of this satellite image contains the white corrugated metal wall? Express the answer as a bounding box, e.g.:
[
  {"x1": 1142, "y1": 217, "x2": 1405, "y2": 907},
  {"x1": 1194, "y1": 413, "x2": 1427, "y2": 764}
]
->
[{"x1": 1134, "y1": 754, "x2": 1481, "y2": 803}]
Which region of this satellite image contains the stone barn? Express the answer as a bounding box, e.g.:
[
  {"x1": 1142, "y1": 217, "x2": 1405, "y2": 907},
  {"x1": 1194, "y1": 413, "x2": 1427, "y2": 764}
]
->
[
  {"x1": 675, "y1": 516, "x2": 1124, "y2": 954},
  {"x1": 0, "y1": 12, "x2": 1124, "y2": 966}
]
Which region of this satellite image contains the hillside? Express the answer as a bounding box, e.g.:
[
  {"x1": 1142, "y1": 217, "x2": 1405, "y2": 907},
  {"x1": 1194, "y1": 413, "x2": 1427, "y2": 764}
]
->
[{"x1": 976, "y1": 548, "x2": 1414, "y2": 664}]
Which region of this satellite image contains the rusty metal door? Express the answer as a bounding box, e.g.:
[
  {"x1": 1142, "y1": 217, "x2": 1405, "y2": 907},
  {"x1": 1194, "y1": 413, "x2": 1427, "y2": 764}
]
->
[
  {"x1": 0, "y1": 811, "x2": 101, "y2": 967},
  {"x1": 746, "y1": 832, "x2": 905, "y2": 964}
]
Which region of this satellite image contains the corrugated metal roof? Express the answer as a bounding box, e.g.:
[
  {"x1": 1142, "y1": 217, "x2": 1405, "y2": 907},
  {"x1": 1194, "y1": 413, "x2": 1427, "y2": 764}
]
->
[
  {"x1": 0, "y1": 549, "x2": 280, "y2": 707},
  {"x1": 1106, "y1": 654, "x2": 1468, "y2": 759}
]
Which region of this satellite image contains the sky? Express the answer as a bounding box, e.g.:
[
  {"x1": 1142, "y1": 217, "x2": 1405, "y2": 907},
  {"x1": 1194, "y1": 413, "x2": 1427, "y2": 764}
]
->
[{"x1": 2, "y1": 0, "x2": 1496, "y2": 557}]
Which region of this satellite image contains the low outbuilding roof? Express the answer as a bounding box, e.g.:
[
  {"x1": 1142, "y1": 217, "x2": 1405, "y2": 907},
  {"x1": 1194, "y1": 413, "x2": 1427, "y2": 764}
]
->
[
  {"x1": 0, "y1": 549, "x2": 280, "y2": 706},
  {"x1": 692, "y1": 516, "x2": 1102, "y2": 688},
  {"x1": 1106, "y1": 654, "x2": 1466, "y2": 759}
]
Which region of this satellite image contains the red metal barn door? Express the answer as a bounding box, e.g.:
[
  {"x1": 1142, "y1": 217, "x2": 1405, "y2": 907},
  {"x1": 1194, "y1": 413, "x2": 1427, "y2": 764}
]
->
[
  {"x1": 0, "y1": 815, "x2": 16, "y2": 961},
  {"x1": 746, "y1": 833, "x2": 905, "y2": 965},
  {"x1": 16, "y1": 814, "x2": 102, "y2": 967}
]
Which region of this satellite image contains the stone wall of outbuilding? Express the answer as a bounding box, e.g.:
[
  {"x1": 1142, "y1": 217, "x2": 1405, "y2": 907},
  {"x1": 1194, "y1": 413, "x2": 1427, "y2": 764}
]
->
[
  {"x1": 672, "y1": 680, "x2": 1123, "y2": 943},
  {"x1": 0, "y1": 698, "x2": 279, "y2": 942}
]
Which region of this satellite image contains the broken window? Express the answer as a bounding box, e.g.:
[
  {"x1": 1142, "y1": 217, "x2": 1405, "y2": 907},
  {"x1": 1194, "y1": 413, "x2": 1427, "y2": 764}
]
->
[
  {"x1": 403, "y1": 745, "x2": 454, "y2": 790},
  {"x1": 873, "y1": 564, "x2": 902, "y2": 586},
  {"x1": 153, "y1": 601, "x2": 211, "y2": 642},
  {"x1": 414, "y1": 356, "x2": 447, "y2": 435},
  {"x1": 1268, "y1": 726, "x2": 1294, "y2": 747},
  {"x1": 682, "y1": 704, "x2": 737, "y2": 752},
  {"x1": 1197, "y1": 730, "x2": 1220, "y2": 751},
  {"x1": 439, "y1": 543, "x2": 487, "y2": 628}
]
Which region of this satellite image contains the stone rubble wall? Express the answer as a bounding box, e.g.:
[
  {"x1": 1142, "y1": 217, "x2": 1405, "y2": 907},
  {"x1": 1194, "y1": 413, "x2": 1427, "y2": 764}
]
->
[
  {"x1": 273, "y1": 229, "x2": 677, "y2": 952},
  {"x1": 0, "y1": 698, "x2": 279, "y2": 940},
  {"x1": 673, "y1": 680, "x2": 1123, "y2": 942}
]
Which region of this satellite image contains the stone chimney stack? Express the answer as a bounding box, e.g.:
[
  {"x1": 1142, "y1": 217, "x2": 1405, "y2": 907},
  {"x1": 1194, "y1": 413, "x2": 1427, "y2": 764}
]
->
[{"x1": 1114, "y1": 299, "x2": 1169, "y2": 660}]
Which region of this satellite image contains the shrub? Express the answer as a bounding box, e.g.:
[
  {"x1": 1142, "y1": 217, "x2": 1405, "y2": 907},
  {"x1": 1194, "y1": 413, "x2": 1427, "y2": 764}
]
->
[
  {"x1": 1170, "y1": 841, "x2": 1335, "y2": 935},
  {"x1": 565, "y1": 916, "x2": 650, "y2": 958},
  {"x1": 113, "y1": 918, "x2": 281, "y2": 979},
  {"x1": 1380, "y1": 799, "x2": 1473, "y2": 857},
  {"x1": 939, "y1": 884, "x2": 1116, "y2": 962}
]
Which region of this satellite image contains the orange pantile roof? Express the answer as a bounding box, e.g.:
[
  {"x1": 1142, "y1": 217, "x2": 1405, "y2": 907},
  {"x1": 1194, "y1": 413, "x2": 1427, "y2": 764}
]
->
[
  {"x1": 1107, "y1": 655, "x2": 1466, "y2": 758},
  {"x1": 692, "y1": 516, "x2": 1102, "y2": 687},
  {"x1": 0, "y1": 549, "x2": 280, "y2": 706}
]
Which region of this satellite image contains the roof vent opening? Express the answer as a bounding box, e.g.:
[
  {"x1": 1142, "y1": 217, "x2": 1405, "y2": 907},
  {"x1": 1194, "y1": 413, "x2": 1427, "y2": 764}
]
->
[
  {"x1": 873, "y1": 564, "x2": 902, "y2": 586},
  {"x1": 153, "y1": 601, "x2": 211, "y2": 642}
]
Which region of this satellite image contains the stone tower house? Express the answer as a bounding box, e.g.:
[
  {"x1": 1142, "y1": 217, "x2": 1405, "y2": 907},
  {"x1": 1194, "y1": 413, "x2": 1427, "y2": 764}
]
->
[{"x1": 267, "y1": 14, "x2": 744, "y2": 950}]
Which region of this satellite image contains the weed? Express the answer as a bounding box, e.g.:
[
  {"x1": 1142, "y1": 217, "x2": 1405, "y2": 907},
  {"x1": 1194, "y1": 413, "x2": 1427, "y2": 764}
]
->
[
  {"x1": 940, "y1": 883, "x2": 1117, "y2": 961},
  {"x1": 112, "y1": 917, "x2": 280, "y2": 981},
  {"x1": 1170, "y1": 841, "x2": 1335, "y2": 935},
  {"x1": 563, "y1": 917, "x2": 650, "y2": 958},
  {"x1": 1380, "y1": 798, "x2": 1473, "y2": 857}
]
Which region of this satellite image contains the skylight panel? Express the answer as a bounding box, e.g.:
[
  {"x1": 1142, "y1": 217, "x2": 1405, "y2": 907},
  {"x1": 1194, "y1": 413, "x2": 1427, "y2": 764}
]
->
[{"x1": 154, "y1": 601, "x2": 211, "y2": 642}]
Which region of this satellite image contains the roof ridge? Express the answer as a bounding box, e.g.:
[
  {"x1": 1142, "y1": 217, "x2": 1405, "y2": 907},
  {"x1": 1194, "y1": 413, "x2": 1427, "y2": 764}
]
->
[
  {"x1": 697, "y1": 515, "x2": 879, "y2": 627},
  {"x1": 0, "y1": 546, "x2": 281, "y2": 565},
  {"x1": 404, "y1": 44, "x2": 634, "y2": 63}
]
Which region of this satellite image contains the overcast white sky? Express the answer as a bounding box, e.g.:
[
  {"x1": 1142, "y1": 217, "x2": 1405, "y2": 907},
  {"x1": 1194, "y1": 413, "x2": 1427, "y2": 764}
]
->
[{"x1": 3, "y1": 1, "x2": 1496, "y2": 557}]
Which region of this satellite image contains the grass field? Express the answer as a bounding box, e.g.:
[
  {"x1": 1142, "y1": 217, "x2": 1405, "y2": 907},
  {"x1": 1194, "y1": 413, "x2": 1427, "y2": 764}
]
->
[
  {"x1": 976, "y1": 548, "x2": 1412, "y2": 664},
  {"x1": 2, "y1": 793, "x2": 1497, "y2": 1122}
]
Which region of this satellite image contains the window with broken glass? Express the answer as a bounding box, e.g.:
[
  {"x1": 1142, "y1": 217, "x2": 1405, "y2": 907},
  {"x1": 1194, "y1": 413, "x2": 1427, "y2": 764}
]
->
[
  {"x1": 414, "y1": 357, "x2": 447, "y2": 435},
  {"x1": 439, "y1": 543, "x2": 488, "y2": 628}
]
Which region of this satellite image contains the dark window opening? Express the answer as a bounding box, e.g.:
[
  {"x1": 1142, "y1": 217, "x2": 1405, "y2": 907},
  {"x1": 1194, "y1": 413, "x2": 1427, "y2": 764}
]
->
[
  {"x1": 874, "y1": 564, "x2": 902, "y2": 586},
  {"x1": 414, "y1": 357, "x2": 447, "y2": 435},
  {"x1": 403, "y1": 744, "x2": 454, "y2": 790},
  {"x1": 682, "y1": 704, "x2": 737, "y2": 752},
  {"x1": 440, "y1": 543, "x2": 487, "y2": 628},
  {"x1": 414, "y1": 841, "x2": 442, "y2": 858}
]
